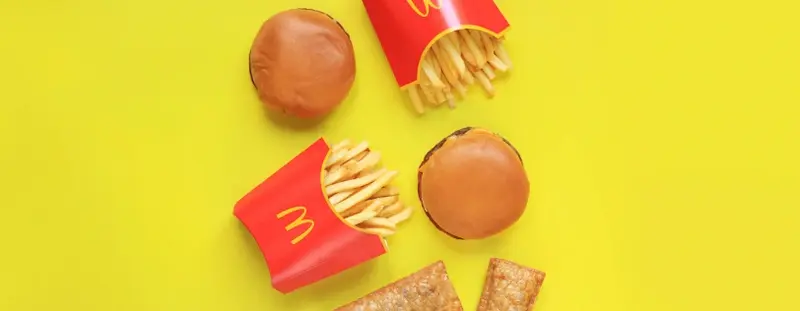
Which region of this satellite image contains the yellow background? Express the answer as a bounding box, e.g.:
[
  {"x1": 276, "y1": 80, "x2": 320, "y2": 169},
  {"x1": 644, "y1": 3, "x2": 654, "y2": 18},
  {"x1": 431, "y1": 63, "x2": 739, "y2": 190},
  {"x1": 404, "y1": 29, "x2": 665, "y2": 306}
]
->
[{"x1": 1, "y1": 0, "x2": 798, "y2": 310}]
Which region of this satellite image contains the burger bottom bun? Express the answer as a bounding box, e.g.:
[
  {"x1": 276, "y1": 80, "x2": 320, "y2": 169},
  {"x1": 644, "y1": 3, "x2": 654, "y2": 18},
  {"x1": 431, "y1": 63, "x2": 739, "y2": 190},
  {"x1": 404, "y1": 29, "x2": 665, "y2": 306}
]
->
[{"x1": 418, "y1": 127, "x2": 529, "y2": 240}]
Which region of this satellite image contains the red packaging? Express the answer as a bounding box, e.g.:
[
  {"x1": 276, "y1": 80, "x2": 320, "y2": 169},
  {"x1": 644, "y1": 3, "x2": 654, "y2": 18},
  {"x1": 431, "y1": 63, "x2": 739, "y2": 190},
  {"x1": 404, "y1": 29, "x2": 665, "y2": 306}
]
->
[
  {"x1": 363, "y1": 0, "x2": 511, "y2": 88},
  {"x1": 234, "y1": 139, "x2": 387, "y2": 294}
]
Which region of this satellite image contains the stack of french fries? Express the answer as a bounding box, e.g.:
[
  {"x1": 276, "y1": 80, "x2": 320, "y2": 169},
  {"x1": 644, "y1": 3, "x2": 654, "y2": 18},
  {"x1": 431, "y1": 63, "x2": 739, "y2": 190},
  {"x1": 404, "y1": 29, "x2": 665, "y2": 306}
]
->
[
  {"x1": 407, "y1": 29, "x2": 513, "y2": 114},
  {"x1": 323, "y1": 139, "x2": 413, "y2": 237}
]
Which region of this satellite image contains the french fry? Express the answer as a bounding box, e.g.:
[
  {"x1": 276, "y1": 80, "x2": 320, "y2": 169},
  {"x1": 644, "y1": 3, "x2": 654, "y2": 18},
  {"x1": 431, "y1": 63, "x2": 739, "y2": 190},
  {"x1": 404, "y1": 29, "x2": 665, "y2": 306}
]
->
[
  {"x1": 354, "y1": 150, "x2": 369, "y2": 161},
  {"x1": 407, "y1": 85, "x2": 425, "y2": 114},
  {"x1": 326, "y1": 168, "x2": 387, "y2": 195},
  {"x1": 322, "y1": 140, "x2": 414, "y2": 237},
  {"x1": 345, "y1": 210, "x2": 377, "y2": 226},
  {"x1": 426, "y1": 52, "x2": 448, "y2": 99},
  {"x1": 475, "y1": 70, "x2": 495, "y2": 97},
  {"x1": 468, "y1": 29, "x2": 483, "y2": 48},
  {"x1": 459, "y1": 35, "x2": 478, "y2": 68},
  {"x1": 361, "y1": 227, "x2": 395, "y2": 237},
  {"x1": 426, "y1": 51, "x2": 444, "y2": 82},
  {"x1": 404, "y1": 29, "x2": 512, "y2": 113},
  {"x1": 432, "y1": 43, "x2": 461, "y2": 89},
  {"x1": 450, "y1": 79, "x2": 467, "y2": 97},
  {"x1": 439, "y1": 35, "x2": 466, "y2": 77},
  {"x1": 366, "y1": 196, "x2": 399, "y2": 213},
  {"x1": 326, "y1": 149, "x2": 348, "y2": 168},
  {"x1": 327, "y1": 162, "x2": 342, "y2": 174},
  {"x1": 331, "y1": 139, "x2": 351, "y2": 153},
  {"x1": 462, "y1": 68, "x2": 476, "y2": 85},
  {"x1": 387, "y1": 207, "x2": 413, "y2": 225},
  {"x1": 371, "y1": 186, "x2": 399, "y2": 198},
  {"x1": 334, "y1": 170, "x2": 397, "y2": 214},
  {"x1": 445, "y1": 91, "x2": 456, "y2": 109},
  {"x1": 449, "y1": 32, "x2": 461, "y2": 50},
  {"x1": 422, "y1": 55, "x2": 449, "y2": 106},
  {"x1": 482, "y1": 65, "x2": 496, "y2": 80},
  {"x1": 344, "y1": 196, "x2": 398, "y2": 218},
  {"x1": 418, "y1": 74, "x2": 438, "y2": 105},
  {"x1": 377, "y1": 201, "x2": 404, "y2": 218},
  {"x1": 361, "y1": 150, "x2": 382, "y2": 167},
  {"x1": 324, "y1": 160, "x2": 358, "y2": 185},
  {"x1": 488, "y1": 54, "x2": 509, "y2": 73},
  {"x1": 495, "y1": 42, "x2": 513, "y2": 69},
  {"x1": 324, "y1": 148, "x2": 380, "y2": 186},
  {"x1": 341, "y1": 198, "x2": 372, "y2": 218},
  {"x1": 427, "y1": 53, "x2": 452, "y2": 106},
  {"x1": 326, "y1": 141, "x2": 368, "y2": 168},
  {"x1": 433, "y1": 88, "x2": 447, "y2": 105},
  {"x1": 460, "y1": 30, "x2": 487, "y2": 68},
  {"x1": 328, "y1": 190, "x2": 355, "y2": 205},
  {"x1": 420, "y1": 58, "x2": 445, "y2": 89},
  {"x1": 479, "y1": 31, "x2": 496, "y2": 61},
  {"x1": 419, "y1": 84, "x2": 437, "y2": 105},
  {"x1": 359, "y1": 217, "x2": 397, "y2": 231},
  {"x1": 342, "y1": 142, "x2": 369, "y2": 162}
]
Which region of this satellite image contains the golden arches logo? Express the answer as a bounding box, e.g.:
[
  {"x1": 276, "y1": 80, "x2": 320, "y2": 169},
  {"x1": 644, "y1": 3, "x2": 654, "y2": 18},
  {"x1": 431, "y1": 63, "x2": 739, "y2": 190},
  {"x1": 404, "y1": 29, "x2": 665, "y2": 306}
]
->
[
  {"x1": 407, "y1": 0, "x2": 441, "y2": 17},
  {"x1": 276, "y1": 206, "x2": 315, "y2": 245}
]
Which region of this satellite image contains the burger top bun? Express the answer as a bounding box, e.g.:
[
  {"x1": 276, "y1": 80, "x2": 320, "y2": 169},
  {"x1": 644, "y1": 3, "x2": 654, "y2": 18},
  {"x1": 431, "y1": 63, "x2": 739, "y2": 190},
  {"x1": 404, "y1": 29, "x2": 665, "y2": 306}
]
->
[
  {"x1": 249, "y1": 9, "x2": 355, "y2": 119},
  {"x1": 418, "y1": 127, "x2": 529, "y2": 240}
]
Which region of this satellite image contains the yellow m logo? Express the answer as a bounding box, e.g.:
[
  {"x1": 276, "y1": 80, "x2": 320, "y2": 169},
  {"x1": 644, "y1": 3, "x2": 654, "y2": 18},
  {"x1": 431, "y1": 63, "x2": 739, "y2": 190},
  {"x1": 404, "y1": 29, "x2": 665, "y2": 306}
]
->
[
  {"x1": 407, "y1": 0, "x2": 441, "y2": 17},
  {"x1": 276, "y1": 206, "x2": 315, "y2": 245}
]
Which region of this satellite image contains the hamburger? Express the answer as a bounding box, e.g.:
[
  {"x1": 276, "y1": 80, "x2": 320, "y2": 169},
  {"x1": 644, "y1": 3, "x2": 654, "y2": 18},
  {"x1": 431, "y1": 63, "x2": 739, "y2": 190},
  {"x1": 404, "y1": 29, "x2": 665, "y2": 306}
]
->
[
  {"x1": 249, "y1": 9, "x2": 355, "y2": 118},
  {"x1": 418, "y1": 127, "x2": 529, "y2": 240}
]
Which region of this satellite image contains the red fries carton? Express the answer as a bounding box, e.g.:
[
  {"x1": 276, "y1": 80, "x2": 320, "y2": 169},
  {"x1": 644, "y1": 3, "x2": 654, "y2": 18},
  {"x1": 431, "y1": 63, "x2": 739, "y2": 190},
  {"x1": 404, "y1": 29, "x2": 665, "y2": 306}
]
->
[
  {"x1": 234, "y1": 139, "x2": 387, "y2": 294},
  {"x1": 363, "y1": 0, "x2": 510, "y2": 88}
]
